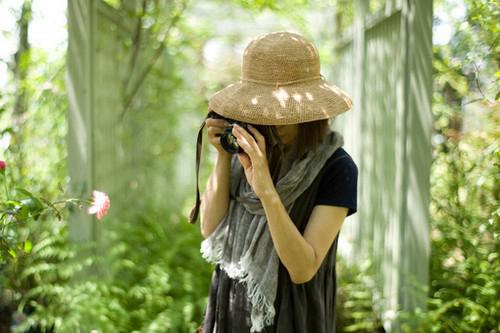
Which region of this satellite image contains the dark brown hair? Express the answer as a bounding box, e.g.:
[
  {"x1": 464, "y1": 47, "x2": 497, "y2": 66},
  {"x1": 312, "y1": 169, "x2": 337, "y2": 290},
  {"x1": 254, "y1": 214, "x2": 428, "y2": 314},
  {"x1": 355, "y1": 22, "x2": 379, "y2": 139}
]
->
[{"x1": 295, "y1": 119, "x2": 331, "y2": 158}]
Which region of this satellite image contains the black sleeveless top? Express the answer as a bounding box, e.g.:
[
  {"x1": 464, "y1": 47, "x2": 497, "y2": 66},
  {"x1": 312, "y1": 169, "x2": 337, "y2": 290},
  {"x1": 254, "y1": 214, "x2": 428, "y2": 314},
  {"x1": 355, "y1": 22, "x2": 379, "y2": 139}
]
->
[{"x1": 202, "y1": 148, "x2": 358, "y2": 333}]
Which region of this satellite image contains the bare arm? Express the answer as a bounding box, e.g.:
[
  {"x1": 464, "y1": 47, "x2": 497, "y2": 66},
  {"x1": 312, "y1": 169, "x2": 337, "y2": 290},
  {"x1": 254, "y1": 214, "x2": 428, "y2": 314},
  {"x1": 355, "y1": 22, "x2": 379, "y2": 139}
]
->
[
  {"x1": 199, "y1": 151, "x2": 232, "y2": 239},
  {"x1": 261, "y1": 188, "x2": 348, "y2": 284}
]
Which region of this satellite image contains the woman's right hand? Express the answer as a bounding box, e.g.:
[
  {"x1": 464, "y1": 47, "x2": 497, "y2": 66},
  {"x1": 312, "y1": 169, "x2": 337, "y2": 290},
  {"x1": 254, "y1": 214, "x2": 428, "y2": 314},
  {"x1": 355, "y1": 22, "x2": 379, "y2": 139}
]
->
[{"x1": 205, "y1": 117, "x2": 231, "y2": 156}]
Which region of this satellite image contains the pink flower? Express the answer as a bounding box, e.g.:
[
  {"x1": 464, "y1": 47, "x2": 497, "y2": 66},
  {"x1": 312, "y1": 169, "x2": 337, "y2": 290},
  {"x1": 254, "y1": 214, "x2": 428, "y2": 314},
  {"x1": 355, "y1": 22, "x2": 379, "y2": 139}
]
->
[
  {"x1": 87, "y1": 190, "x2": 110, "y2": 220},
  {"x1": 0, "y1": 160, "x2": 6, "y2": 170}
]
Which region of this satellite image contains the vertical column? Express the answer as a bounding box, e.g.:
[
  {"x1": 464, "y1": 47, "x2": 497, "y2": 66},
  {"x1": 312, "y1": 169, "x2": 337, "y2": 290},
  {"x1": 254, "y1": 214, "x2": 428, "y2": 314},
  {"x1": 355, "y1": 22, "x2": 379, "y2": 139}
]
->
[
  {"x1": 67, "y1": 0, "x2": 96, "y2": 244},
  {"x1": 399, "y1": 0, "x2": 433, "y2": 325},
  {"x1": 354, "y1": 0, "x2": 370, "y2": 263}
]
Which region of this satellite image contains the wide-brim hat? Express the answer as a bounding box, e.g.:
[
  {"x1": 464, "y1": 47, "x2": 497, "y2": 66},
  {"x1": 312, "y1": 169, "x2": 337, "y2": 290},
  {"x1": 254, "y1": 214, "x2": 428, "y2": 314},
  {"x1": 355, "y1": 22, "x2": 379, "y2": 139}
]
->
[{"x1": 208, "y1": 31, "x2": 353, "y2": 126}]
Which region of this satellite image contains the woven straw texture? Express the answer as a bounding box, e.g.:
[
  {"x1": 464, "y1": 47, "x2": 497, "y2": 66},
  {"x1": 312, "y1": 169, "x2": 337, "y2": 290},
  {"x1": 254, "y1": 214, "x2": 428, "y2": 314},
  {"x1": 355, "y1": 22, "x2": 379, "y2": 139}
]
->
[{"x1": 208, "y1": 31, "x2": 353, "y2": 125}]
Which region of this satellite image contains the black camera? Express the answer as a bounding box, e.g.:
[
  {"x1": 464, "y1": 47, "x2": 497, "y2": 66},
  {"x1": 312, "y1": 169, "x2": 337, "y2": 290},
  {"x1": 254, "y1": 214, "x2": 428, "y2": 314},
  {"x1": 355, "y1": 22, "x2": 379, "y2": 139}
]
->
[{"x1": 208, "y1": 111, "x2": 255, "y2": 154}]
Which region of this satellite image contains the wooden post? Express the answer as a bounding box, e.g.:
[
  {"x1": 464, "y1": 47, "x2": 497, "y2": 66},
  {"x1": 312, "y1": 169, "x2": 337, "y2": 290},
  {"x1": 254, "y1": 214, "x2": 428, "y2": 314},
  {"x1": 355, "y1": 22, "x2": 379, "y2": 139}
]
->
[
  {"x1": 67, "y1": 0, "x2": 96, "y2": 244},
  {"x1": 332, "y1": 0, "x2": 433, "y2": 330}
]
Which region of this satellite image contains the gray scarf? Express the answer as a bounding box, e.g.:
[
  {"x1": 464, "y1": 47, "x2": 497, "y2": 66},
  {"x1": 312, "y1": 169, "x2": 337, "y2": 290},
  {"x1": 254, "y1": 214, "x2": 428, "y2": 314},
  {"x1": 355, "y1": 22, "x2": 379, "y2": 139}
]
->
[{"x1": 201, "y1": 130, "x2": 344, "y2": 332}]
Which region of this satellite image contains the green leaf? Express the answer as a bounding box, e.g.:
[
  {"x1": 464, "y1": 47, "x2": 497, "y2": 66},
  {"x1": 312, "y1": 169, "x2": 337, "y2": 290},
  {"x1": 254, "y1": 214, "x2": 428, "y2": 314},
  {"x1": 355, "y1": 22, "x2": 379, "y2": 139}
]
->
[
  {"x1": 24, "y1": 240, "x2": 32, "y2": 254},
  {"x1": 0, "y1": 127, "x2": 14, "y2": 135},
  {"x1": 16, "y1": 203, "x2": 30, "y2": 221},
  {"x1": 8, "y1": 248, "x2": 16, "y2": 258},
  {"x1": 5, "y1": 200, "x2": 22, "y2": 207},
  {"x1": 20, "y1": 198, "x2": 37, "y2": 209},
  {"x1": 13, "y1": 187, "x2": 36, "y2": 197}
]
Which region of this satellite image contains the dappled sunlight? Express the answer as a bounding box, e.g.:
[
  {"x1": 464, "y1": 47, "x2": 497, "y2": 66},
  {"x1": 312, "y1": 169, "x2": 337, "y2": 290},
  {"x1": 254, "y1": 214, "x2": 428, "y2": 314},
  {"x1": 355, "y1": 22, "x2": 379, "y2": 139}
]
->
[
  {"x1": 272, "y1": 87, "x2": 290, "y2": 108},
  {"x1": 319, "y1": 82, "x2": 345, "y2": 97},
  {"x1": 292, "y1": 92, "x2": 302, "y2": 102},
  {"x1": 262, "y1": 106, "x2": 271, "y2": 118},
  {"x1": 319, "y1": 106, "x2": 329, "y2": 117}
]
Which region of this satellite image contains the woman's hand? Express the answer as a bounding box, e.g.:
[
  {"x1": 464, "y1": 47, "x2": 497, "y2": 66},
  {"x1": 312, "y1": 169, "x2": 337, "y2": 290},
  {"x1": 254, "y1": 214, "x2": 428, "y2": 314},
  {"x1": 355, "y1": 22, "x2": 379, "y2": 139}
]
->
[
  {"x1": 205, "y1": 117, "x2": 231, "y2": 157},
  {"x1": 232, "y1": 124, "x2": 275, "y2": 199}
]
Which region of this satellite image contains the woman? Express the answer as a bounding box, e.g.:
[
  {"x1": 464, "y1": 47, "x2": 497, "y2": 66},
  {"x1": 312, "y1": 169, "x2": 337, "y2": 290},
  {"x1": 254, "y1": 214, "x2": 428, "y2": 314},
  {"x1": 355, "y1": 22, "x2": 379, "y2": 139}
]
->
[{"x1": 192, "y1": 31, "x2": 358, "y2": 333}]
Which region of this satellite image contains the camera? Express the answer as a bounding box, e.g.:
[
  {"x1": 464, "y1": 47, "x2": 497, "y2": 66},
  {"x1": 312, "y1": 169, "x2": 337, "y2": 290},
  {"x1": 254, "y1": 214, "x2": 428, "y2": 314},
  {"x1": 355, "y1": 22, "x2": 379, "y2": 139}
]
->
[{"x1": 207, "y1": 111, "x2": 255, "y2": 154}]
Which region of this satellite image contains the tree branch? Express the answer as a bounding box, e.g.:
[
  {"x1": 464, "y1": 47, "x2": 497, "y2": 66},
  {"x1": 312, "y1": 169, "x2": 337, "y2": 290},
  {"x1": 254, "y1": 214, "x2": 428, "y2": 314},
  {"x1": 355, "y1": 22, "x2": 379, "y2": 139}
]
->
[
  {"x1": 119, "y1": 0, "x2": 188, "y2": 122},
  {"x1": 472, "y1": 61, "x2": 486, "y2": 100},
  {"x1": 123, "y1": 0, "x2": 148, "y2": 96}
]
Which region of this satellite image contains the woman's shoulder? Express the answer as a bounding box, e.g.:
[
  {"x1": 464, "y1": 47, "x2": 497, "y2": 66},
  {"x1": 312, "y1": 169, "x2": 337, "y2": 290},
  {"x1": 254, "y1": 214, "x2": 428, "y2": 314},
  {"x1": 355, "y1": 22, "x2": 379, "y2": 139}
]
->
[
  {"x1": 323, "y1": 147, "x2": 358, "y2": 173},
  {"x1": 315, "y1": 147, "x2": 358, "y2": 215}
]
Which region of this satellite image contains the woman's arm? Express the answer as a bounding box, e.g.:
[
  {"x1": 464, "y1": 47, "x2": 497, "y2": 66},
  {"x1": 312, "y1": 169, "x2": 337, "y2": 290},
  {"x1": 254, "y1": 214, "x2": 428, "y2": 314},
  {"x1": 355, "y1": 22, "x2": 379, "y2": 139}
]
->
[
  {"x1": 199, "y1": 152, "x2": 232, "y2": 239},
  {"x1": 260, "y1": 189, "x2": 348, "y2": 284},
  {"x1": 200, "y1": 117, "x2": 233, "y2": 238}
]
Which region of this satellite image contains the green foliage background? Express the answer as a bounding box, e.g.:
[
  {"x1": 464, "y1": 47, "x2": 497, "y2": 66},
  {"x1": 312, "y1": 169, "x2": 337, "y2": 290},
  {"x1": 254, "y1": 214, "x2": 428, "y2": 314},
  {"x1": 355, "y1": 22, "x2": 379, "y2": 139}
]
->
[{"x1": 0, "y1": 0, "x2": 498, "y2": 332}]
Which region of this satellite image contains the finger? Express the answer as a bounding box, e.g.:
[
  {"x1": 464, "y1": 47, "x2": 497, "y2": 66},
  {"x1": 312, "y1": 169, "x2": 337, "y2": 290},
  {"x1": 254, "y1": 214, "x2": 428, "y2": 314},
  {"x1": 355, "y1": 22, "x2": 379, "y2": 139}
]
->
[
  {"x1": 205, "y1": 118, "x2": 218, "y2": 126},
  {"x1": 232, "y1": 127, "x2": 257, "y2": 160},
  {"x1": 232, "y1": 125, "x2": 261, "y2": 158},
  {"x1": 206, "y1": 118, "x2": 229, "y2": 127},
  {"x1": 208, "y1": 136, "x2": 222, "y2": 145},
  {"x1": 205, "y1": 122, "x2": 226, "y2": 130},
  {"x1": 246, "y1": 125, "x2": 266, "y2": 155},
  {"x1": 237, "y1": 152, "x2": 251, "y2": 169},
  {"x1": 207, "y1": 126, "x2": 225, "y2": 137}
]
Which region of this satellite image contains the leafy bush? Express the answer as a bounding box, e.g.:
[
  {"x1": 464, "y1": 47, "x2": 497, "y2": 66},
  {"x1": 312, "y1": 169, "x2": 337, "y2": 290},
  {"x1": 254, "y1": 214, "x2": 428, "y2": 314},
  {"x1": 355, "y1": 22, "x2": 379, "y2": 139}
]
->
[
  {"x1": 398, "y1": 107, "x2": 499, "y2": 333},
  {"x1": 11, "y1": 207, "x2": 212, "y2": 333},
  {"x1": 336, "y1": 257, "x2": 385, "y2": 332}
]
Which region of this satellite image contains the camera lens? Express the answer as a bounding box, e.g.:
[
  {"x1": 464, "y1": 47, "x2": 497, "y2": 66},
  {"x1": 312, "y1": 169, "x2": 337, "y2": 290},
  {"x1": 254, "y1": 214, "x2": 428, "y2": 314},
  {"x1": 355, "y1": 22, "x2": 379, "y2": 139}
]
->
[{"x1": 220, "y1": 126, "x2": 241, "y2": 154}]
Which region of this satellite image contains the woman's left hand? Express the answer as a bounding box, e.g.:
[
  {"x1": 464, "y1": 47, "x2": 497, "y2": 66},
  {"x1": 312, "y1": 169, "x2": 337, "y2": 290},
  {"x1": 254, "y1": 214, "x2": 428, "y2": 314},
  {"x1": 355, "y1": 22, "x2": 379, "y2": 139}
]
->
[{"x1": 232, "y1": 124, "x2": 274, "y2": 199}]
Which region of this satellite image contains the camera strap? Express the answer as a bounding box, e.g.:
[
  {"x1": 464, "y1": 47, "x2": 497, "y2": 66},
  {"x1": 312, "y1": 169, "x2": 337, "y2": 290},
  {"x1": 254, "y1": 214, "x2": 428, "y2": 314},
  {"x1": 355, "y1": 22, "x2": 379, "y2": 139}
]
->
[{"x1": 188, "y1": 115, "x2": 209, "y2": 224}]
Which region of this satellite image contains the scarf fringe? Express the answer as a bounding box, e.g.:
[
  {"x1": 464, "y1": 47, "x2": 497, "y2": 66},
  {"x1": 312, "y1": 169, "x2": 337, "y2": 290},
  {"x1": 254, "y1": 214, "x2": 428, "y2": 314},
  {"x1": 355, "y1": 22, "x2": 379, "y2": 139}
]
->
[{"x1": 201, "y1": 238, "x2": 276, "y2": 332}]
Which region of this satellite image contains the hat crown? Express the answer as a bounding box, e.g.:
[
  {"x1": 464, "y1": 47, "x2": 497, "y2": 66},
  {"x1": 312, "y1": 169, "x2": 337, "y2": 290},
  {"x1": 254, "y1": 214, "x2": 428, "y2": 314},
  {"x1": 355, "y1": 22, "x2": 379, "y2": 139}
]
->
[{"x1": 241, "y1": 31, "x2": 321, "y2": 84}]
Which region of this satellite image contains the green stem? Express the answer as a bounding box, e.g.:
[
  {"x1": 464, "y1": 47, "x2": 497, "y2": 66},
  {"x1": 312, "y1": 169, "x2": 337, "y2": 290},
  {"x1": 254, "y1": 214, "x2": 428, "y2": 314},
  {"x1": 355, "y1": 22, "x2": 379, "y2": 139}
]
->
[{"x1": 51, "y1": 198, "x2": 89, "y2": 205}]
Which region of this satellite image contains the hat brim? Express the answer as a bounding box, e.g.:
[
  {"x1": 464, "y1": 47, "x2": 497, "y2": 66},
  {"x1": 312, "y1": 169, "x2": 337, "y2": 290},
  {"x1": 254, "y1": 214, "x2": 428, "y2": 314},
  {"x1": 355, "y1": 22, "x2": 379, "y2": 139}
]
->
[{"x1": 207, "y1": 78, "x2": 353, "y2": 125}]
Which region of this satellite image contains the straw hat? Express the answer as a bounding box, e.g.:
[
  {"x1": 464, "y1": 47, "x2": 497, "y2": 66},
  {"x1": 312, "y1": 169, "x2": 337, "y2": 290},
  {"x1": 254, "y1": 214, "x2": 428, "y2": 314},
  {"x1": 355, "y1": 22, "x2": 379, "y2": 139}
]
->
[{"x1": 208, "y1": 31, "x2": 353, "y2": 125}]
